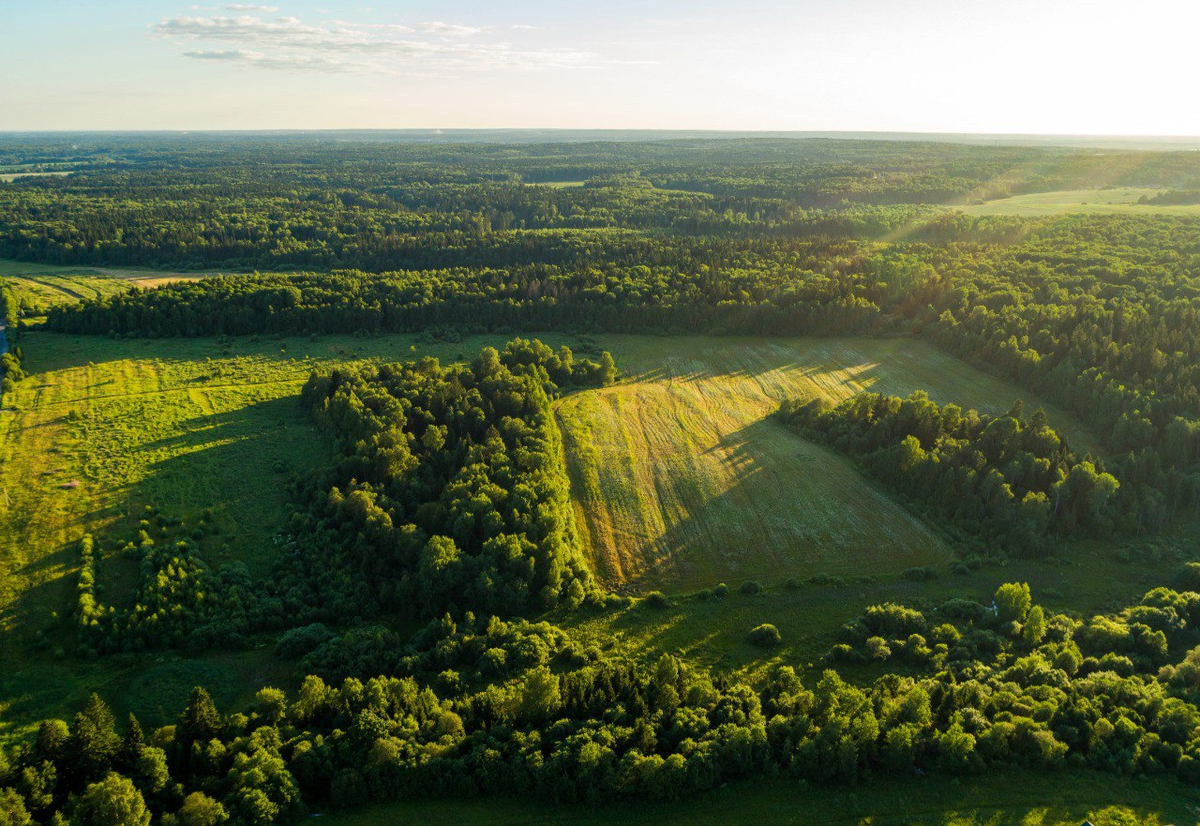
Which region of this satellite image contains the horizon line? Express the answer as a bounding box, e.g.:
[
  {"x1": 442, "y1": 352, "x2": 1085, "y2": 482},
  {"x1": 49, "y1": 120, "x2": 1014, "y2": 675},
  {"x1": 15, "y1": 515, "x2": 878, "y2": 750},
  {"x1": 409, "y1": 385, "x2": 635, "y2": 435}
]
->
[{"x1": 3, "y1": 128, "x2": 1200, "y2": 139}]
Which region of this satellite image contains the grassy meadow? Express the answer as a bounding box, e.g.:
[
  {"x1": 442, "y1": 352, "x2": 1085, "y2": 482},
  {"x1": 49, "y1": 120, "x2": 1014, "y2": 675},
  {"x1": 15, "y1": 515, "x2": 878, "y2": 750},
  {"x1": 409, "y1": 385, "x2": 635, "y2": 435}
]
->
[
  {"x1": 557, "y1": 337, "x2": 1096, "y2": 591},
  {"x1": 324, "y1": 769, "x2": 1197, "y2": 826},
  {"x1": 0, "y1": 258, "x2": 212, "y2": 318},
  {"x1": 958, "y1": 186, "x2": 1200, "y2": 216},
  {"x1": 0, "y1": 331, "x2": 503, "y2": 743},
  {"x1": 0, "y1": 326, "x2": 1171, "y2": 753}
]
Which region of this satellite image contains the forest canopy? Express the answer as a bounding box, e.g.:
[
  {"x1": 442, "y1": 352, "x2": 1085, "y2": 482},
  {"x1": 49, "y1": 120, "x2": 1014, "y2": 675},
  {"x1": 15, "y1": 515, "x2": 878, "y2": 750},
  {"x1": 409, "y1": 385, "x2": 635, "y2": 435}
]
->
[{"x1": 8, "y1": 136, "x2": 1200, "y2": 824}]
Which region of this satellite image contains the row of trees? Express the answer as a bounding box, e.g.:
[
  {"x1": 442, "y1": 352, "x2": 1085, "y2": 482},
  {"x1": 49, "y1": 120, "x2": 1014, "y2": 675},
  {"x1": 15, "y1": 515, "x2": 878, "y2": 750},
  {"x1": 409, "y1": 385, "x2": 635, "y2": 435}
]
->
[
  {"x1": 42, "y1": 247, "x2": 902, "y2": 339},
  {"x1": 8, "y1": 582, "x2": 1200, "y2": 824},
  {"x1": 779, "y1": 392, "x2": 1121, "y2": 552},
  {"x1": 0, "y1": 277, "x2": 22, "y2": 399},
  {"x1": 282, "y1": 339, "x2": 610, "y2": 619}
]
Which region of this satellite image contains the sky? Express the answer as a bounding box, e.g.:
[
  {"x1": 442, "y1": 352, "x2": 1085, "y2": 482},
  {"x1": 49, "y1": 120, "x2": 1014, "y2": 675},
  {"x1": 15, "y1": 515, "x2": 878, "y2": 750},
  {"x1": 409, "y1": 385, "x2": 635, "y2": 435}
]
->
[{"x1": 3, "y1": 0, "x2": 1199, "y2": 134}]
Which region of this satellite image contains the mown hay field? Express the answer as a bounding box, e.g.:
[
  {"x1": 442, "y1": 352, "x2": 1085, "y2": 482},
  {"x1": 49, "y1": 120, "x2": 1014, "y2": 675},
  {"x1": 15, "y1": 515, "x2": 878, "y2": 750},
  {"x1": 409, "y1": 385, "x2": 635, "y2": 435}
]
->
[
  {"x1": 0, "y1": 258, "x2": 212, "y2": 315},
  {"x1": 958, "y1": 186, "x2": 1200, "y2": 216},
  {"x1": 557, "y1": 336, "x2": 1096, "y2": 591}
]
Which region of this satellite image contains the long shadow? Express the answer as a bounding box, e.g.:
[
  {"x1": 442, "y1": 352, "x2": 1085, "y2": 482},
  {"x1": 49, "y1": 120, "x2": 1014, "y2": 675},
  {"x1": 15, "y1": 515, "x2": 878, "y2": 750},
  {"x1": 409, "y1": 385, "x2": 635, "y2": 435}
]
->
[
  {"x1": 0, "y1": 390, "x2": 337, "y2": 739},
  {"x1": 588, "y1": 415, "x2": 948, "y2": 594},
  {"x1": 3, "y1": 395, "x2": 328, "y2": 649}
]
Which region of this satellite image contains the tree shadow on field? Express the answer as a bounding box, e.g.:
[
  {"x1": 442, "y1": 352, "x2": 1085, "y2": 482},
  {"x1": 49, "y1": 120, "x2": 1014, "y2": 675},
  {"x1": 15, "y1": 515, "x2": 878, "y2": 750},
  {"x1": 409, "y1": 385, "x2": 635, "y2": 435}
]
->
[
  {"x1": 613, "y1": 416, "x2": 946, "y2": 596},
  {"x1": 136, "y1": 394, "x2": 307, "y2": 455},
  {"x1": 3, "y1": 396, "x2": 329, "y2": 656},
  {"x1": 127, "y1": 396, "x2": 328, "y2": 565},
  {"x1": 610, "y1": 416, "x2": 807, "y2": 591},
  {"x1": 3, "y1": 546, "x2": 81, "y2": 642}
]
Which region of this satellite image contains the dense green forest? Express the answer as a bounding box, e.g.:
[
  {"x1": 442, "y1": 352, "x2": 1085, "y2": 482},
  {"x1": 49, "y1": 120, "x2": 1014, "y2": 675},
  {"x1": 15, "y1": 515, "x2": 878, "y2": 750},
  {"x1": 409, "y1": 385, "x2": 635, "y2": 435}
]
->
[
  {"x1": 7, "y1": 135, "x2": 1200, "y2": 824},
  {"x1": 12, "y1": 341, "x2": 1200, "y2": 826}
]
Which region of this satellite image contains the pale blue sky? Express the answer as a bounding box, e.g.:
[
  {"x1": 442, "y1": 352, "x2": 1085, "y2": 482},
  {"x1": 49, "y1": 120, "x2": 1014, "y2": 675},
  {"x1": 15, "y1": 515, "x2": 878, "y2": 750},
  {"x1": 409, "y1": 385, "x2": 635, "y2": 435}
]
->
[{"x1": 3, "y1": 0, "x2": 1198, "y2": 133}]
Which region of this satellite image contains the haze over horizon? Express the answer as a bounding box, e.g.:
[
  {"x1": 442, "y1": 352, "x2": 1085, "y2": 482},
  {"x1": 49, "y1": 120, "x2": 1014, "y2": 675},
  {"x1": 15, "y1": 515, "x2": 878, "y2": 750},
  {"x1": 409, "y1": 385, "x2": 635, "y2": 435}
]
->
[{"x1": 4, "y1": 0, "x2": 1200, "y2": 135}]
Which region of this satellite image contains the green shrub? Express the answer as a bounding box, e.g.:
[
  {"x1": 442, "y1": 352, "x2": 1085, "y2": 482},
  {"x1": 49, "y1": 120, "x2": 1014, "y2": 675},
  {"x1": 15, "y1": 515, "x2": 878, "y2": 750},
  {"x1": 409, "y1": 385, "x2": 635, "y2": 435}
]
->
[
  {"x1": 745, "y1": 623, "x2": 781, "y2": 648},
  {"x1": 274, "y1": 623, "x2": 336, "y2": 660},
  {"x1": 1177, "y1": 562, "x2": 1200, "y2": 590},
  {"x1": 642, "y1": 591, "x2": 671, "y2": 609}
]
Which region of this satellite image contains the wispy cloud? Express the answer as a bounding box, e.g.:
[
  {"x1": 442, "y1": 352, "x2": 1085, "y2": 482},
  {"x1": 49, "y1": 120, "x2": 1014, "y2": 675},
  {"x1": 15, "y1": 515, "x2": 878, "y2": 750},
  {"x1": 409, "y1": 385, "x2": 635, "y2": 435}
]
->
[
  {"x1": 153, "y1": 12, "x2": 593, "y2": 75},
  {"x1": 420, "y1": 21, "x2": 486, "y2": 37},
  {"x1": 225, "y1": 4, "x2": 279, "y2": 11},
  {"x1": 183, "y1": 49, "x2": 251, "y2": 60}
]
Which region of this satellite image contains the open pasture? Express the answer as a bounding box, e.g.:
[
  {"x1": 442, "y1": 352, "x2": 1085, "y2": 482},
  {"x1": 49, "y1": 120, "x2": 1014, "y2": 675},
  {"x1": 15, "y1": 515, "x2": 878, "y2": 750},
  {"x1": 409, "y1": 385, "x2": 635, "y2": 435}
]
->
[
  {"x1": 0, "y1": 258, "x2": 212, "y2": 315},
  {"x1": 0, "y1": 330, "x2": 1107, "y2": 743},
  {"x1": 558, "y1": 336, "x2": 1096, "y2": 591},
  {"x1": 958, "y1": 186, "x2": 1200, "y2": 216}
]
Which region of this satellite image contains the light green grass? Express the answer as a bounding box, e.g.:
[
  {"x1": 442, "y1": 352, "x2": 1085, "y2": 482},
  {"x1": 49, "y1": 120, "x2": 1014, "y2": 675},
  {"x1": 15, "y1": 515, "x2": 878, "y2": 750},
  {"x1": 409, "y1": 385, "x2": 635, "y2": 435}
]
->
[
  {"x1": 526, "y1": 180, "x2": 588, "y2": 187},
  {"x1": 0, "y1": 172, "x2": 73, "y2": 182},
  {"x1": 0, "y1": 258, "x2": 214, "y2": 317},
  {"x1": 558, "y1": 534, "x2": 1180, "y2": 684},
  {"x1": 958, "y1": 187, "x2": 1200, "y2": 216},
  {"x1": 323, "y1": 769, "x2": 1197, "y2": 826},
  {"x1": 557, "y1": 336, "x2": 1096, "y2": 591},
  {"x1": 0, "y1": 331, "x2": 1108, "y2": 745}
]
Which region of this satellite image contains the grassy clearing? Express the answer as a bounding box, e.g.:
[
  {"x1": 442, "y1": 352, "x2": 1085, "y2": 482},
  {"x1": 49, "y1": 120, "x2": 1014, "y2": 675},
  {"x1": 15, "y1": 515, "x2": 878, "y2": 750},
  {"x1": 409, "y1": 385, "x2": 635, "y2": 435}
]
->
[
  {"x1": 0, "y1": 330, "x2": 1106, "y2": 745},
  {"x1": 0, "y1": 258, "x2": 212, "y2": 316},
  {"x1": 324, "y1": 769, "x2": 1197, "y2": 826},
  {"x1": 558, "y1": 531, "x2": 1182, "y2": 684},
  {"x1": 0, "y1": 172, "x2": 73, "y2": 182},
  {"x1": 526, "y1": 180, "x2": 588, "y2": 187},
  {"x1": 0, "y1": 330, "x2": 530, "y2": 744},
  {"x1": 958, "y1": 186, "x2": 1200, "y2": 216},
  {"x1": 557, "y1": 336, "x2": 1096, "y2": 592}
]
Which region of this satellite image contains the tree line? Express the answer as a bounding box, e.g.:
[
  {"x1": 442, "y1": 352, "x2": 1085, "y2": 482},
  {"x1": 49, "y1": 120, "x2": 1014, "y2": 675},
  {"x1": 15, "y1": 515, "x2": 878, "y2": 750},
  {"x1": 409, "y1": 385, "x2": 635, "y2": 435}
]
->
[
  {"x1": 7, "y1": 580, "x2": 1200, "y2": 824},
  {"x1": 779, "y1": 391, "x2": 1120, "y2": 553},
  {"x1": 45, "y1": 211, "x2": 1200, "y2": 534}
]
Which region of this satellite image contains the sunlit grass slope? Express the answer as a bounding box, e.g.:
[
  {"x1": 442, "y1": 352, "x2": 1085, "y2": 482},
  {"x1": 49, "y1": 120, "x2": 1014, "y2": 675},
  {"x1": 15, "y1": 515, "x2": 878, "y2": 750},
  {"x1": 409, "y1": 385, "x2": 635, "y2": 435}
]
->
[
  {"x1": 557, "y1": 337, "x2": 1095, "y2": 591},
  {"x1": 958, "y1": 186, "x2": 1200, "y2": 216},
  {"x1": 0, "y1": 331, "x2": 502, "y2": 628},
  {"x1": 0, "y1": 258, "x2": 211, "y2": 315}
]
